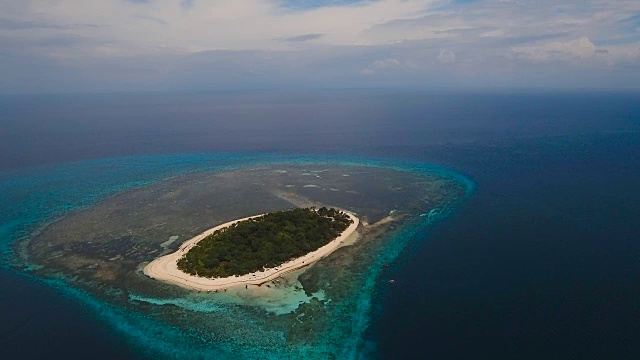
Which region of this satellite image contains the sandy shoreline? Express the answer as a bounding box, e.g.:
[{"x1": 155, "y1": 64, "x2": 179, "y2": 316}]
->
[{"x1": 143, "y1": 211, "x2": 360, "y2": 291}]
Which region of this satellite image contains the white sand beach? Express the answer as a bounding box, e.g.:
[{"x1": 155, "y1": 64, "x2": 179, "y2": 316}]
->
[{"x1": 143, "y1": 211, "x2": 360, "y2": 291}]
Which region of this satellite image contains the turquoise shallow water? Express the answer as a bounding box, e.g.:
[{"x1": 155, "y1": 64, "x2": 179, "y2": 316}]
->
[{"x1": 0, "y1": 153, "x2": 473, "y2": 359}]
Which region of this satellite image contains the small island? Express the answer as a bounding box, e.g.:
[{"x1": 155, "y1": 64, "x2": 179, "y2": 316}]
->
[
  {"x1": 178, "y1": 207, "x2": 353, "y2": 277},
  {"x1": 144, "y1": 207, "x2": 359, "y2": 291}
]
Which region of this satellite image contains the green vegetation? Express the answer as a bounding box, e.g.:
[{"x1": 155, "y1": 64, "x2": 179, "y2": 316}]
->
[{"x1": 177, "y1": 207, "x2": 353, "y2": 278}]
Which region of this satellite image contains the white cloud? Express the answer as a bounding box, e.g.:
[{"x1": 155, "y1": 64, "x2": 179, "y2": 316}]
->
[
  {"x1": 372, "y1": 58, "x2": 401, "y2": 69},
  {"x1": 360, "y1": 58, "x2": 402, "y2": 75},
  {"x1": 436, "y1": 49, "x2": 456, "y2": 63},
  {"x1": 13, "y1": 0, "x2": 434, "y2": 54},
  {"x1": 512, "y1": 37, "x2": 597, "y2": 62},
  {"x1": 0, "y1": 0, "x2": 639, "y2": 92},
  {"x1": 360, "y1": 68, "x2": 375, "y2": 76}
]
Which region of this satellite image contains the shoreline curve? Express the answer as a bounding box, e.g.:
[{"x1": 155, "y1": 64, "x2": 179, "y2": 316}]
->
[{"x1": 143, "y1": 210, "x2": 360, "y2": 291}]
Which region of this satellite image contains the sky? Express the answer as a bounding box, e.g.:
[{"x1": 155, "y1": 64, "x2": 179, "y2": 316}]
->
[{"x1": 0, "y1": 0, "x2": 639, "y2": 93}]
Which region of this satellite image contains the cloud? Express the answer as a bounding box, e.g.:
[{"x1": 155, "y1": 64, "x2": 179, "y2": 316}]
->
[
  {"x1": 512, "y1": 37, "x2": 597, "y2": 62},
  {"x1": 134, "y1": 15, "x2": 169, "y2": 26},
  {"x1": 436, "y1": 49, "x2": 456, "y2": 63},
  {"x1": 0, "y1": 0, "x2": 639, "y2": 93},
  {"x1": 360, "y1": 68, "x2": 375, "y2": 76},
  {"x1": 372, "y1": 58, "x2": 400, "y2": 69},
  {"x1": 360, "y1": 58, "x2": 402, "y2": 75},
  {"x1": 12, "y1": 0, "x2": 433, "y2": 52},
  {"x1": 281, "y1": 33, "x2": 324, "y2": 42},
  {"x1": 0, "y1": 17, "x2": 98, "y2": 30}
]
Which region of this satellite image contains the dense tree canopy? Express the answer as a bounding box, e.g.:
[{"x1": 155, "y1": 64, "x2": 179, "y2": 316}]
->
[{"x1": 177, "y1": 207, "x2": 353, "y2": 278}]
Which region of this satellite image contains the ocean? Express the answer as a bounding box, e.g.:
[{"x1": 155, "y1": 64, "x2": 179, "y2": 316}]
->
[{"x1": 0, "y1": 91, "x2": 638, "y2": 359}]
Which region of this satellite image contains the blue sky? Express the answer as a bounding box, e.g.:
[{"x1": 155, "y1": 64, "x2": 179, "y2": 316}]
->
[{"x1": 0, "y1": 0, "x2": 639, "y2": 94}]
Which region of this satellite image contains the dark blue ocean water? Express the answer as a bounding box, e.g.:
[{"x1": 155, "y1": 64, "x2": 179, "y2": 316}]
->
[{"x1": 0, "y1": 91, "x2": 639, "y2": 359}]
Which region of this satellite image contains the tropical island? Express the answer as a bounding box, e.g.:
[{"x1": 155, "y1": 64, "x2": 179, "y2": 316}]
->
[
  {"x1": 177, "y1": 207, "x2": 353, "y2": 278},
  {"x1": 144, "y1": 207, "x2": 359, "y2": 291}
]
